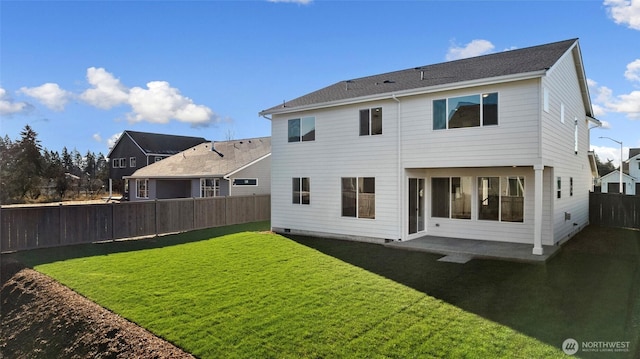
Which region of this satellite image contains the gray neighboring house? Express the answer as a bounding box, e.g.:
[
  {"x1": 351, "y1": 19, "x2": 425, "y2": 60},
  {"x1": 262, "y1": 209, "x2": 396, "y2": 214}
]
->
[
  {"x1": 107, "y1": 130, "x2": 208, "y2": 194},
  {"x1": 125, "y1": 137, "x2": 271, "y2": 201}
]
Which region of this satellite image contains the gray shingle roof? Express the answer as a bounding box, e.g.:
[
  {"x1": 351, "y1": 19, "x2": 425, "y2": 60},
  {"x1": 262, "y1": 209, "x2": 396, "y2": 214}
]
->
[
  {"x1": 128, "y1": 137, "x2": 271, "y2": 178},
  {"x1": 126, "y1": 130, "x2": 208, "y2": 155},
  {"x1": 260, "y1": 38, "x2": 578, "y2": 115},
  {"x1": 629, "y1": 148, "x2": 640, "y2": 160}
]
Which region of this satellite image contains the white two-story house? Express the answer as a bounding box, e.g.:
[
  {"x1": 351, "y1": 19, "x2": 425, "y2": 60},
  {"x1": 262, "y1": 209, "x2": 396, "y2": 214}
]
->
[{"x1": 260, "y1": 39, "x2": 600, "y2": 255}]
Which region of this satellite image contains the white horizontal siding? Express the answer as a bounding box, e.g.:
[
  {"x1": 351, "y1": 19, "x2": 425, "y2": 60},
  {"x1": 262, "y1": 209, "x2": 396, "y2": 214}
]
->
[
  {"x1": 542, "y1": 48, "x2": 592, "y2": 243},
  {"x1": 401, "y1": 80, "x2": 541, "y2": 168},
  {"x1": 271, "y1": 100, "x2": 401, "y2": 241},
  {"x1": 408, "y1": 167, "x2": 552, "y2": 245}
]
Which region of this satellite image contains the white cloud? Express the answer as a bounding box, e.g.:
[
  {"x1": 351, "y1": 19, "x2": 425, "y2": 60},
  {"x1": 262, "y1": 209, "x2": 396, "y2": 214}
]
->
[
  {"x1": 0, "y1": 87, "x2": 31, "y2": 115},
  {"x1": 108, "y1": 132, "x2": 122, "y2": 150},
  {"x1": 592, "y1": 104, "x2": 608, "y2": 118},
  {"x1": 19, "y1": 83, "x2": 71, "y2": 111},
  {"x1": 127, "y1": 81, "x2": 215, "y2": 126},
  {"x1": 446, "y1": 39, "x2": 495, "y2": 61},
  {"x1": 604, "y1": 0, "x2": 640, "y2": 30},
  {"x1": 93, "y1": 133, "x2": 102, "y2": 142},
  {"x1": 267, "y1": 0, "x2": 312, "y2": 4},
  {"x1": 588, "y1": 76, "x2": 640, "y2": 119},
  {"x1": 80, "y1": 67, "x2": 129, "y2": 109},
  {"x1": 591, "y1": 144, "x2": 630, "y2": 166},
  {"x1": 624, "y1": 59, "x2": 640, "y2": 82}
]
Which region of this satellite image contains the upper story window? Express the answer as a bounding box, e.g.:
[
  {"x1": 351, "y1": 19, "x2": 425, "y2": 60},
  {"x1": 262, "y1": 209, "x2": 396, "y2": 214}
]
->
[
  {"x1": 433, "y1": 92, "x2": 498, "y2": 130},
  {"x1": 288, "y1": 117, "x2": 315, "y2": 142},
  {"x1": 543, "y1": 87, "x2": 550, "y2": 113},
  {"x1": 359, "y1": 107, "x2": 382, "y2": 136},
  {"x1": 112, "y1": 158, "x2": 126, "y2": 168},
  {"x1": 130, "y1": 157, "x2": 136, "y2": 168}
]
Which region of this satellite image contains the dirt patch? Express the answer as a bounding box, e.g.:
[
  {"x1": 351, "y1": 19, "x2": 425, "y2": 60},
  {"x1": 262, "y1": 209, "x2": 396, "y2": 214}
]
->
[{"x1": 1, "y1": 259, "x2": 194, "y2": 358}]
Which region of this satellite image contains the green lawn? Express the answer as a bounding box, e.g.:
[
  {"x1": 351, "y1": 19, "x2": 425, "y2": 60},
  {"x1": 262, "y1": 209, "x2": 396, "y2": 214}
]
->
[{"x1": 20, "y1": 221, "x2": 569, "y2": 358}]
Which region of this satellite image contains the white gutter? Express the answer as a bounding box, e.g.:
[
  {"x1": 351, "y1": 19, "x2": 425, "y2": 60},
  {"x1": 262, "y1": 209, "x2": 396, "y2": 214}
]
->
[
  {"x1": 392, "y1": 93, "x2": 402, "y2": 241},
  {"x1": 260, "y1": 70, "x2": 547, "y2": 116}
]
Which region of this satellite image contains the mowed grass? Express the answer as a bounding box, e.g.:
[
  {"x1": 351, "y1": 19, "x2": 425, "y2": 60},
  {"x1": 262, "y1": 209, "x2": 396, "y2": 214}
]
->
[{"x1": 29, "y1": 224, "x2": 565, "y2": 358}]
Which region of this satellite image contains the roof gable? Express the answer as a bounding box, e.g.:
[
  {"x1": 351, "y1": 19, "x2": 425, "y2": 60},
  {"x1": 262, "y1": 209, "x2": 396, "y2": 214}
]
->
[
  {"x1": 260, "y1": 39, "x2": 579, "y2": 115},
  {"x1": 127, "y1": 137, "x2": 271, "y2": 178},
  {"x1": 107, "y1": 130, "x2": 208, "y2": 158}
]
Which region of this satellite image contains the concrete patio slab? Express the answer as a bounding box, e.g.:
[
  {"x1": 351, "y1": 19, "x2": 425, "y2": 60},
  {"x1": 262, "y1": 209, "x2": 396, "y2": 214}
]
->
[{"x1": 385, "y1": 235, "x2": 561, "y2": 263}]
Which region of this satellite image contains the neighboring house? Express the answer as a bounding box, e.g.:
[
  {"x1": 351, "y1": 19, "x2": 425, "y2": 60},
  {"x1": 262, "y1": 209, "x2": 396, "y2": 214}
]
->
[
  {"x1": 125, "y1": 137, "x2": 271, "y2": 201},
  {"x1": 107, "y1": 130, "x2": 208, "y2": 193},
  {"x1": 260, "y1": 38, "x2": 600, "y2": 255},
  {"x1": 598, "y1": 148, "x2": 640, "y2": 195}
]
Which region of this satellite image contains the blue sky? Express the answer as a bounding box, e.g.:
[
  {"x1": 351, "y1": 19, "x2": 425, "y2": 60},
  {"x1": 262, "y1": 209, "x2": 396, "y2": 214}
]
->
[{"x1": 1, "y1": 0, "x2": 639, "y2": 166}]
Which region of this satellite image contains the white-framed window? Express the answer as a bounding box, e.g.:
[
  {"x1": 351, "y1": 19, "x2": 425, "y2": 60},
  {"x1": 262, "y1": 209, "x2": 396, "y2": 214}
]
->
[
  {"x1": 433, "y1": 92, "x2": 498, "y2": 130},
  {"x1": 557, "y1": 177, "x2": 562, "y2": 199},
  {"x1": 574, "y1": 118, "x2": 579, "y2": 154},
  {"x1": 232, "y1": 178, "x2": 257, "y2": 186},
  {"x1": 570, "y1": 177, "x2": 574, "y2": 197},
  {"x1": 155, "y1": 156, "x2": 163, "y2": 162},
  {"x1": 292, "y1": 177, "x2": 310, "y2": 205},
  {"x1": 130, "y1": 157, "x2": 136, "y2": 168},
  {"x1": 359, "y1": 107, "x2": 382, "y2": 136},
  {"x1": 341, "y1": 177, "x2": 375, "y2": 219},
  {"x1": 136, "y1": 179, "x2": 148, "y2": 199},
  {"x1": 543, "y1": 87, "x2": 550, "y2": 113},
  {"x1": 477, "y1": 176, "x2": 525, "y2": 223},
  {"x1": 200, "y1": 178, "x2": 220, "y2": 197},
  {"x1": 431, "y1": 177, "x2": 472, "y2": 219},
  {"x1": 112, "y1": 158, "x2": 126, "y2": 168},
  {"x1": 288, "y1": 117, "x2": 315, "y2": 142}
]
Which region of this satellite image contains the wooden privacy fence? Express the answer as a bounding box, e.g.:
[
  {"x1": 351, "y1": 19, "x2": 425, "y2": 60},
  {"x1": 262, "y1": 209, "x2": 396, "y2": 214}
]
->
[
  {"x1": 589, "y1": 192, "x2": 640, "y2": 229},
  {"x1": 0, "y1": 195, "x2": 270, "y2": 253}
]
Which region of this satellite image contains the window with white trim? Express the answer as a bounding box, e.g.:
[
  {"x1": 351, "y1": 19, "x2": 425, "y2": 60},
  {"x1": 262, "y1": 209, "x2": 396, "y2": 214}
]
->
[
  {"x1": 477, "y1": 176, "x2": 525, "y2": 222},
  {"x1": 201, "y1": 178, "x2": 220, "y2": 197},
  {"x1": 431, "y1": 177, "x2": 472, "y2": 219},
  {"x1": 359, "y1": 107, "x2": 382, "y2": 136},
  {"x1": 543, "y1": 87, "x2": 550, "y2": 113},
  {"x1": 288, "y1": 117, "x2": 315, "y2": 142},
  {"x1": 557, "y1": 177, "x2": 562, "y2": 199},
  {"x1": 136, "y1": 179, "x2": 148, "y2": 199},
  {"x1": 130, "y1": 157, "x2": 136, "y2": 168},
  {"x1": 341, "y1": 177, "x2": 375, "y2": 219},
  {"x1": 292, "y1": 177, "x2": 310, "y2": 205},
  {"x1": 433, "y1": 92, "x2": 498, "y2": 130},
  {"x1": 233, "y1": 178, "x2": 257, "y2": 186}
]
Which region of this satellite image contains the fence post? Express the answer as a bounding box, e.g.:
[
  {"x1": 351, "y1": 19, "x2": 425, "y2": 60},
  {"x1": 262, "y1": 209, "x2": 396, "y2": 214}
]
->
[
  {"x1": 59, "y1": 203, "x2": 63, "y2": 246},
  {"x1": 155, "y1": 199, "x2": 159, "y2": 237},
  {"x1": 111, "y1": 201, "x2": 115, "y2": 241},
  {"x1": 193, "y1": 197, "x2": 196, "y2": 230}
]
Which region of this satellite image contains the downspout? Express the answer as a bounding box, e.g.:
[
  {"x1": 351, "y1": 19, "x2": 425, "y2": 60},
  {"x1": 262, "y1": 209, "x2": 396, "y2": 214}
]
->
[{"x1": 392, "y1": 93, "x2": 402, "y2": 241}]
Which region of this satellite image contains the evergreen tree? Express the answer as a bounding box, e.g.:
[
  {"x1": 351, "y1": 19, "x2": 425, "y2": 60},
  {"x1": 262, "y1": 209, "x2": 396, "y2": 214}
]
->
[{"x1": 13, "y1": 125, "x2": 43, "y2": 199}]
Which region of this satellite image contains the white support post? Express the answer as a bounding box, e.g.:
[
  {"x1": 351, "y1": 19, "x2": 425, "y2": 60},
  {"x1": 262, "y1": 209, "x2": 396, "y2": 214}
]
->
[{"x1": 533, "y1": 164, "x2": 544, "y2": 255}]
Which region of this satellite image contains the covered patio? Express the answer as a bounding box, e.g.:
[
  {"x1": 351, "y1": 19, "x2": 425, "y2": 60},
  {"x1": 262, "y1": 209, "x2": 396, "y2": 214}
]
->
[{"x1": 385, "y1": 235, "x2": 561, "y2": 263}]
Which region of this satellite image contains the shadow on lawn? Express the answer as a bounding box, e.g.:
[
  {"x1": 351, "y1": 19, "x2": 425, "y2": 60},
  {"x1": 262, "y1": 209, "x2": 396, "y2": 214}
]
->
[
  {"x1": 2, "y1": 221, "x2": 270, "y2": 271},
  {"x1": 287, "y1": 225, "x2": 640, "y2": 359}
]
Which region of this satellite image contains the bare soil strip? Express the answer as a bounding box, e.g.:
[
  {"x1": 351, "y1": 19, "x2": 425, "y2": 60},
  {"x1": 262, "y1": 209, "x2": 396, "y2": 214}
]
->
[{"x1": 1, "y1": 260, "x2": 195, "y2": 358}]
